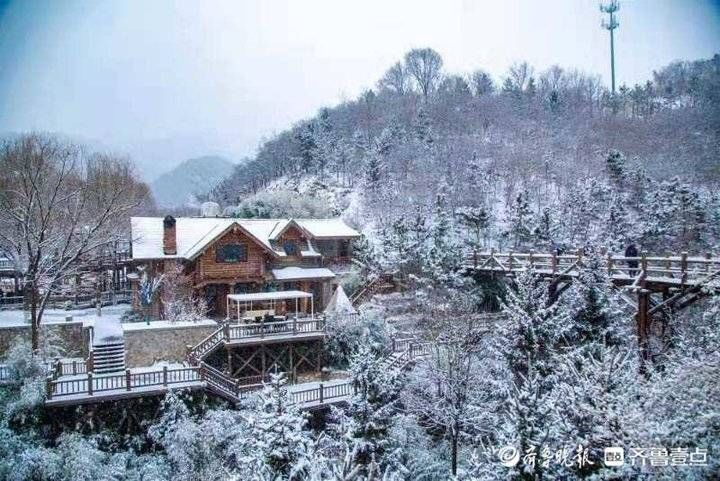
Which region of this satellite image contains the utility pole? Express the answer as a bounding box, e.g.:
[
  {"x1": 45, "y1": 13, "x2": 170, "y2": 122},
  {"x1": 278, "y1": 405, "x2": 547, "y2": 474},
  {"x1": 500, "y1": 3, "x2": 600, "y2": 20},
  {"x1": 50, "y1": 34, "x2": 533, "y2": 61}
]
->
[{"x1": 600, "y1": 1, "x2": 620, "y2": 93}]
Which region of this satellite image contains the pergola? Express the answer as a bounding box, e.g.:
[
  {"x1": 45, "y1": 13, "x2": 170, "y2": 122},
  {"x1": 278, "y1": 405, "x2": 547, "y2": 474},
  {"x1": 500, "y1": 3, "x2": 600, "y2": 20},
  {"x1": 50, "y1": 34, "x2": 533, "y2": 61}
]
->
[{"x1": 226, "y1": 290, "x2": 314, "y2": 321}]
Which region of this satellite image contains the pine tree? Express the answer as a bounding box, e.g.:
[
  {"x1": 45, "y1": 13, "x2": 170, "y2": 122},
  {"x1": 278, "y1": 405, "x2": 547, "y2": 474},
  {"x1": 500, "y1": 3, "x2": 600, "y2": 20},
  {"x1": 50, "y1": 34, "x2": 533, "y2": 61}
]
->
[
  {"x1": 413, "y1": 105, "x2": 434, "y2": 148},
  {"x1": 504, "y1": 191, "x2": 533, "y2": 249},
  {"x1": 457, "y1": 205, "x2": 491, "y2": 252},
  {"x1": 605, "y1": 149, "x2": 627, "y2": 186},
  {"x1": 488, "y1": 269, "x2": 571, "y2": 480},
  {"x1": 247, "y1": 372, "x2": 314, "y2": 479},
  {"x1": 424, "y1": 183, "x2": 462, "y2": 282},
  {"x1": 550, "y1": 249, "x2": 638, "y2": 479},
  {"x1": 532, "y1": 206, "x2": 558, "y2": 248},
  {"x1": 337, "y1": 346, "x2": 401, "y2": 471},
  {"x1": 295, "y1": 123, "x2": 317, "y2": 174},
  {"x1": 605, "y1": 194, "x2": 634, "y2": 253}
]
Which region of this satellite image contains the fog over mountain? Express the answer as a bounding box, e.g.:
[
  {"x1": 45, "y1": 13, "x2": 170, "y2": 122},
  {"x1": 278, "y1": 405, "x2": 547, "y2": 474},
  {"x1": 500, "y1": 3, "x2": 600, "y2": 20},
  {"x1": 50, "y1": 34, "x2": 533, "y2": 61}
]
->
[
  {"x1": 151, "y1": 155, "x2": 236, "y2": 208},
  {"x1": 1, "y1": 0, "x2": 718, "y2": 181}
]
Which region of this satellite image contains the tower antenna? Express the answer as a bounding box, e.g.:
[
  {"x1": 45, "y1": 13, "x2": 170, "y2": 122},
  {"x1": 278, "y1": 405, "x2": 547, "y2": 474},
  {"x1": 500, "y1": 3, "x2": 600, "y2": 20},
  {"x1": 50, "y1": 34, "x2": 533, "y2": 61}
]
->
[{"x1": 600, "y1": 1, "x2": 620, "y2": 94}]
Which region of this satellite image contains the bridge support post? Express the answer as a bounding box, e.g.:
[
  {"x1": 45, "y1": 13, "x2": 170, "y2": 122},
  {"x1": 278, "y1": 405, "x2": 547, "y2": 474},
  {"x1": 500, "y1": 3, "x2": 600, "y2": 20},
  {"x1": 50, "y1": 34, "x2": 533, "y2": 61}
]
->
[{"x1": 637, "y1": 289, "x2": 650, "y2": 368}]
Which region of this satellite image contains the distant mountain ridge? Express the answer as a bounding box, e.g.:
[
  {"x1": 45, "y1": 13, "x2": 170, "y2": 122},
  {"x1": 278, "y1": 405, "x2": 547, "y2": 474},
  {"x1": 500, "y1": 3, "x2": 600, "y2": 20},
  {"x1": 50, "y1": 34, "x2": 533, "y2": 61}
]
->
[{"x1": 151, "y1": 155, "x2": 235, "y2": 208}]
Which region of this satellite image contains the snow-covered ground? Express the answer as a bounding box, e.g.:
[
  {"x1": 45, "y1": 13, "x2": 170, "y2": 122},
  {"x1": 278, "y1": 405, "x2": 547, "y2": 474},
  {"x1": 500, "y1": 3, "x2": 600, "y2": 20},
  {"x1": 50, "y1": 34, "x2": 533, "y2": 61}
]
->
[
  {"x1": 122, "y1": 319, "x2": 218, "y2": 332},
  {"x1": 0, "y1": 305, "x2": 217, "y2": 341},
  {"x1": 0, "y1": 304, "x2": 131, "y2": 329}
]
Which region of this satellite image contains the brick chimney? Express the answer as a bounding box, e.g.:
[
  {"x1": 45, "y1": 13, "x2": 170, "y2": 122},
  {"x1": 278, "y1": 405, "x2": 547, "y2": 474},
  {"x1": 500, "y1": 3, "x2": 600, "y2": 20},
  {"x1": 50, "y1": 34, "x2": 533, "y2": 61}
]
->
[{"x1": 163, "y1": 215, "x2": 177, "y2": 255}]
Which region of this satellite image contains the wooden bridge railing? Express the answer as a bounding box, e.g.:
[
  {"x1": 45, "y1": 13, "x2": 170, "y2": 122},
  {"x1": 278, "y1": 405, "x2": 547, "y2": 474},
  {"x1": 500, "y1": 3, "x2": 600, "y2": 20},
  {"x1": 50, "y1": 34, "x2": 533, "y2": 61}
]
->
[
  {"x1": 46, "y1": 366, "x2": 202, "y2": 400},
  {"x1": 466, "y1": 250, "x2": 720, "y2": 286}
]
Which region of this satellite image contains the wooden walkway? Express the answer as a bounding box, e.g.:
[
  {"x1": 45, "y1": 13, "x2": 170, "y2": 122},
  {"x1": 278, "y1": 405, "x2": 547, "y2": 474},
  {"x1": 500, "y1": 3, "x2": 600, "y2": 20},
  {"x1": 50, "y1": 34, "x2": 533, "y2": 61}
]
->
[
  {"x1": 465, "y1": 250, "x2": 720, "y2": 286},
  {"x1": 24, "y1": 337, "x2": 431, "y2": 409},
  {"x1": 465, "y1": 249, "x2": 720, "y2": 362}
]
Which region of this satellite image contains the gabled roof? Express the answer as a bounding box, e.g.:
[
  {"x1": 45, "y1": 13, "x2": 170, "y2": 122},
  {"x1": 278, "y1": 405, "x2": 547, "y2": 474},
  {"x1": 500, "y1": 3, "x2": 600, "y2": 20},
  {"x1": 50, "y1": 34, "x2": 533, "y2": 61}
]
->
[
  {"x1": 130, "y1": 216, "x2": 360, "y2": 260},
  {"x1": 268, "y1": 219, "x2": 312, "y2": 241}
]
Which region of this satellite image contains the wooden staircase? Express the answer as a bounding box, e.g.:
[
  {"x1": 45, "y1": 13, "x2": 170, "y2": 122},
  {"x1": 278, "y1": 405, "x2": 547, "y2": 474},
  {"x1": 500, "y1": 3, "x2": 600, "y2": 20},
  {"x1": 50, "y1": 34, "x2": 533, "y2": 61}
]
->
[
  {"x1": 91, "y1": 341, "x2": 126, "y2": 374},
  {"x1": 350, "y1": 273, "x2": 402, "y2": 307}
]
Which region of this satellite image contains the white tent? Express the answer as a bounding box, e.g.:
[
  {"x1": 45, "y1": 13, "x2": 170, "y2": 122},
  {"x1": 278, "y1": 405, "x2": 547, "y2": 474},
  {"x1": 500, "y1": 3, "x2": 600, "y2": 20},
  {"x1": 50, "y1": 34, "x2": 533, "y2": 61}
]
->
[{"x1": 324, "y1": 285, "x2": 357, "y2": 315}]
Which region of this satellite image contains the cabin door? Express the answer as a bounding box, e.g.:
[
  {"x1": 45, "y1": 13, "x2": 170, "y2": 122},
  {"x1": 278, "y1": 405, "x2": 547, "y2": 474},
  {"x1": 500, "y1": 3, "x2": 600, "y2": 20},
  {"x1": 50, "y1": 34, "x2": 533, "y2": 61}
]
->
[{"x1": 204, "y1": 284, "x2": 229, "y2": 318}]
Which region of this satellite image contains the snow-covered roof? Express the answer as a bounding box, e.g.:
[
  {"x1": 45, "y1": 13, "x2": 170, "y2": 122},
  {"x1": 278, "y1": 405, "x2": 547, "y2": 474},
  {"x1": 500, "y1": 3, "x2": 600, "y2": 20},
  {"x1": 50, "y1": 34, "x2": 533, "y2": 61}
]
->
[
  {"x1": 295, "y1": 219, "x2": 361, "y2": 239},
  {"x1": 272, "y1": 267, "x2": 336, "y2": 281},
  {"x1": 131, "y1": 216, "x2": 359, "y2": 260},
  {"x1": 227, "y1": 290, "x2": 313, "y2": 302}
]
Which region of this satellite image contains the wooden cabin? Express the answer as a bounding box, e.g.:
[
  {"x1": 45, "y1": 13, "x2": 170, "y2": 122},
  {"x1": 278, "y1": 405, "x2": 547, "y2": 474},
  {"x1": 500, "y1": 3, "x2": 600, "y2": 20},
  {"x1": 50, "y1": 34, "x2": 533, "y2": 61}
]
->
[{"x1": 129, "y1": 216, "x2": 360, "y2": 318}]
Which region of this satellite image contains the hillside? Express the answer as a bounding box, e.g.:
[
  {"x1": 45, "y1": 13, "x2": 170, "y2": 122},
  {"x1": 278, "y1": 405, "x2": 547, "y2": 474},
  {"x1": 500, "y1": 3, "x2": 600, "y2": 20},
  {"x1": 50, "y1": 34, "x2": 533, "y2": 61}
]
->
[
  {"x1": 213, "y1": 52, "x2": 720, "y2": 259},
  {"x1": 151, "y1": 155, "x2": 235, "y2": 208}
]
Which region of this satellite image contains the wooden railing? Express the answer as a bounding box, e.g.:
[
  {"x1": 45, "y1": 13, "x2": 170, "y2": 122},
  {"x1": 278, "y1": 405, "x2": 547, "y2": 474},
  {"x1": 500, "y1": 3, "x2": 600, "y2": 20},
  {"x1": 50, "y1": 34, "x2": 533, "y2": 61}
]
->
[
  {"x1": 187, "y1": 316, "x2": 327, "y2": 362},
  {"x1": 466, "y1": 250, "x2": 720, "y2": 286},
  {"x1": 46, "y1": 366, "x2": 202, "y2": 400},
  {"x1": 227, "y1": 317, "x2": 325, "y2": 340},
  {"x1": 50, "y1": 358, "x2": 89, "y2": 378},
  {"x1": 199, "y1": 361, "x2": 250, "y2": 399},
  {"x1": 0, "y1": 290, "x2": 132, "y2": 311},
  {"x1": 188, "y1": 327, "x2": 226, "y2": 361},
  {"x1": 292, "y1": 381, "x2": 354, "y2": 405}
]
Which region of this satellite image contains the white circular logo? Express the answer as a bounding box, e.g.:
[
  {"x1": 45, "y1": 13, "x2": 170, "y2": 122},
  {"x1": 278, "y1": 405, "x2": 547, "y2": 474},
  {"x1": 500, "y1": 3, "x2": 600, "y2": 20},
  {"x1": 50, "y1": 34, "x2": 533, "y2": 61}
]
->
[{"x1": 498, "y1": 446, "x2": 520, "y2": 467}]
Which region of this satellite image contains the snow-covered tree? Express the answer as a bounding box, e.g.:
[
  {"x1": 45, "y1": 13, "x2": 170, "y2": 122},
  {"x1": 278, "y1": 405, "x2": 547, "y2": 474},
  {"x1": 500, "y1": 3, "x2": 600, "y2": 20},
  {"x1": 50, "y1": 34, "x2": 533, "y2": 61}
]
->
[
  {"x1": 424, "y1": 183, "x2": 463, "y2": 283},
  {"x1": 605, "y1": 149, "x2": 627, "y2": 186},
  {"x1": 160, "y1": 264, "x2": 208, "y2": 322},
  {"x1": 0, "y1": 134, "x2": 151, "y2": 351},
  {"x1": 504, "y1": 191, "x2": 534, "y2": 249},
  {"x1": 335, "y1": 346, "x2": 401, "y2": 471},
  {"x1": 486, "y1": 269, "x2": 571, "y2": 480},
  {"x1": 246, "y1": 372, "x2": 315, "y2": 479},
  {"x1": 404, "y1": 303, "x2": 490, "y2": 476},
  {"x1": 456, "y1": 206, "x2": 491, "y2": 252}
]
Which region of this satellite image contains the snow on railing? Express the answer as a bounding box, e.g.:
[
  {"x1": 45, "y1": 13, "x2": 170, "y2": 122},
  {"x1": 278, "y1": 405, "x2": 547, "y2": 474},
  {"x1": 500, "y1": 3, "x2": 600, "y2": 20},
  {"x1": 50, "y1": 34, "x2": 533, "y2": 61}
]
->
[
  {"x1": 0, "y1": 290, "x2": 132, "y2": 311},
  {"x1": 46, "y1": 366, "x2": 202, "y2": 400},
  {"x1": 466, "y1": 249, "x2": 720, "y2": 285},
  {"x1": 227, "y1": 317, "x2": 325, "y2": 340},
  {"x1": 187, "y1": 317, "x2": 327, "y2": 362}
]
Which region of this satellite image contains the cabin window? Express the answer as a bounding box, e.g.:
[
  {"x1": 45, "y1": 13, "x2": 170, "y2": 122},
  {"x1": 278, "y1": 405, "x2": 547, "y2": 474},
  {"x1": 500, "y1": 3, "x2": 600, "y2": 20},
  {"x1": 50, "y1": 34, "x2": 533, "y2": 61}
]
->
[
  {"x1": 216, "y1": 244, "x2": 247, "y2": 263},
  {"x1": 283, "y1": 240, "x2": 299, "y2": 256}
]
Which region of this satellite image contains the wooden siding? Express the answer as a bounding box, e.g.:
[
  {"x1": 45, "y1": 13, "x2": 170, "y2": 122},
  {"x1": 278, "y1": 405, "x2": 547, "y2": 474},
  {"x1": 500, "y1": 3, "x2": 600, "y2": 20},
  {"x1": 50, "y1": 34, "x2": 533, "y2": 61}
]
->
[
  {"x1": 195, "y1": 228, "x2": 268, "y2": 283},
  {"x1": 277, "y1": 226, "x2": 307, "y2": 259}
]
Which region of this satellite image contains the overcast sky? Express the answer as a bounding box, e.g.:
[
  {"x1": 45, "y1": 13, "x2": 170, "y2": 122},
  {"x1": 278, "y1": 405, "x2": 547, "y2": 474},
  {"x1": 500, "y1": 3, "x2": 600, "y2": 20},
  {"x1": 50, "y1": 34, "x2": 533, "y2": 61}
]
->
[{"x1": 1, "y1": 0, "x2": 719, "y2": 180}]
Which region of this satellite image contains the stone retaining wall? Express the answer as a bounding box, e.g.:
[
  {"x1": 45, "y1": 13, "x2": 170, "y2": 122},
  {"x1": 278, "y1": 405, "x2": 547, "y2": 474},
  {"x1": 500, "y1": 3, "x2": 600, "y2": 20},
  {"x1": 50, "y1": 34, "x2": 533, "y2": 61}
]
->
[
  {"x1": 0, "y1": 321, "x2": 86, "y2": 357},
  {"x1": 122, "y1": 321, "x2": 218, "y2": 368}
]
